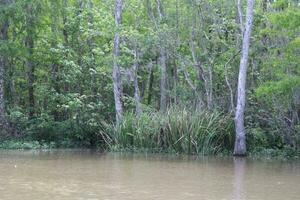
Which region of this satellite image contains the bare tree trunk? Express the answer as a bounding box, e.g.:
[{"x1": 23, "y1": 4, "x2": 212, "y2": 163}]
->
[
  {"x1": 0, "y1": 0, "x2": 10, "y2": 134},
  {"x1": 25, "y1": 3, "x2": 35, "y2": 119},
  {"x1": 61, "y1": 0, "x2": 70, "y2": 120},
  {"x1": 147, "y1": 61, "x2": 154, "y2": 105},
  {"x1": 237, "y1": 0, "x2": 244, "y2": 34},
  {"x1": 133, "y1": 49, "x2": 142, "y2": 117},
  {"x1": 173, "y1": 61, "x2": 178, "y2": 104},
  {"x1": 8, "y1": 24, "x2": 17, "y2": 107},
  {"x1": 113, "y1": 0, "x2": 123, "y2": 124},
  {"x1": 159, "y1": 47, "x2": 167, "y2": 112},
  {"x1": 146, "y1": 0, "x2": 167, "y2": 111},
  {"x1": 208, "y1": 63, "x2": 213, "y2": 109},
  {"x1": 62, "y1": 0, "x2": 69, "y2": 46},
  {"x1": 50, "y1": 0, "x2": 59, "y2": 91},
  {"x1": 173, "y1": 0, "x2": 179, "y2": 105},
  {"x1": 234, "y1": 0, "x2": 254, "y2": 156},
  {"x1": 157, "y1": 0, "x2": 167, "y2": 112},
  {"x1": 236, "y1": 0, "x2": 244, "y2": 49},
  {"x1": 87, "y1": 0, "x2": 97, "y2": 96},
  {"x1": 50, "y1": 0, "x2": 61, "y2": 121},
  {"x1": 0, "y1": 85, "x2": 7, "y2": 134},
  {"x1": 76, "y1": 0, "x2": 84, "y2": 94}
]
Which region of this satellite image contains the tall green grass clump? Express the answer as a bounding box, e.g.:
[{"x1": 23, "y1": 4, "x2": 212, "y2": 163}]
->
[{"x1": 105, "y1": 107, "x2": 234, "y2": 155}]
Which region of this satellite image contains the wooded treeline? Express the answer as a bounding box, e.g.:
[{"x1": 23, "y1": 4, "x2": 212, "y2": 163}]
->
[{"x1": 0, "y1": 0, "x2": 299, "y2": 154}]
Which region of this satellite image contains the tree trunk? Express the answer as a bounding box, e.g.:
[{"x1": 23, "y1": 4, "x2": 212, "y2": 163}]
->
[
  {"x1": 76, "y1": 0, "x2": 84, "y2": 96},
  {"x1": 25, "y1": 3, "x2": 35, "y2": 119},
  {"x1": 0, "y1": 0, "x2": 10, "y2": 134},
  {"x1": 208, "y1": 63, "x2": 213, "y2": 109},
  {"x1": 62, "y1": 0, "x2": 69, "y2": 46},
  {"x1": 159, "y1": 47, "x2": 167, "y2": 112},
  {"x1": 146, "y1": 0, "x2": 167, "y2": 111},
  {"x1": 147, "y1": 61, "x2": 154, "y2": 105},
  {"x1": 50, "y1": 0, "x2": 61, "y2": 121},
  {"x1": 0, "y1": 63, "x2": 6, "y2": 132},
  {"x1": 133, "y1": 49, "x2": 142, "y2": 117},
  {"x1": 236, "y1": 0, "x2": 244, "y2": 34},
  {"x1": 234, "y1": 0, "x2": 254, "y2": 156},
  {"x1": 50, "y1": 0, "x2": 59, "y2": 92},
  {"x1": 113, "y1": 0, "x2": 123, "y2": 124},
  {"x1": 87, "y1": 0, "x2": 97, "y2": 96},
  {"x1": 157, "y1": 0, "x2": 167, "y2": 112},
  {"x1": 173, "y1": 61, "x2": 178, "y2": 104}
]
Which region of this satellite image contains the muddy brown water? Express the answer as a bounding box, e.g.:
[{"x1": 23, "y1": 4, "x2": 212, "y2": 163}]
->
[{"x1": 0, "y1": 150, "x2": 299, "y2": 200}]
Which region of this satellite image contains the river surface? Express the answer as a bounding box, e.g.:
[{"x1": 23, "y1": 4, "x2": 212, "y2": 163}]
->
[{"x1": 0, "y1": 150, "x2": 299, "y2": 200}]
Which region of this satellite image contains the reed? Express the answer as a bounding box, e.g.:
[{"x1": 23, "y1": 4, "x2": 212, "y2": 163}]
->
[{"x1": 104, "y1": 106, "x2": 234, "y2": 155}]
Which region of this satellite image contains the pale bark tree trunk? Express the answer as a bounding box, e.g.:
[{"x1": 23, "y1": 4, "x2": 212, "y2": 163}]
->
[
  {"x1": 236, "y1": 0, "x2": 244, "y2": 48},
  {"x1": 159, "y1": 47, "x2": 167, "y2": 112},
  {"x1": 173, "y1": 61, "x2": 178, "y2": 104},
  {"x1": 50, "y1": 0, "x2": 59, "y2": 90},
  {"x1": 50, "y1": 0, "x2": 61, "y2": 121},
  {"x1": 0, "y1": 39, "x2": 8, "y2": 103},
  {"x1": 25, "y1": 3, "x2": 35, "y2": 119},
  {"x1": 208, "y1": 62, "x2": 213, "y2": 109},
  {"x1": 133, "y1": 49, "x2": 142, "y2": 117},
  {"x1": 147, "y1": 61, "x2": 154, "y2": 105},
  {"x1": 157, "y1": 0, "x2": 167, "y2": 112},
  {"x1": 61, "y1": 0, "x2": 70, "y2": 120},
  {"x1": 234, "y1": 0, "x2": 254, "y2": 156},
  {"x1": 8, "y1": 22, "x2": 17, "y2": 106},
  {"x1": 76, "y1": 0, "x2": 84, "y2": 95},
  {"x1": 113, "y1": 0, "x2": 123, "y2": 124},
  {"x1": 62, "y1": 0, "x2": 69, "y2": 46},
  {"x1": 87, "y1": 0, "x2": 97, "y2": 96},
  {"x1": 173, "y1": 0, "x2": 179, "y2": 105},
  {"x1": 237, "y1": 0, "x2": 244, "y2": 34},
  {"x1": 0, "y1": 0, "x2": 10, "y2": 134},
  {"x1": 146, "y1": 0, "x2": 167, "y2": 111}
]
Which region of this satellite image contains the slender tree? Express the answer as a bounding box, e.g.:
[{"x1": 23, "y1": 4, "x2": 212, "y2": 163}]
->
[
  {"x1": 234, "y1": 0, "x2": 255, "y2": 156},
  {"x1": 133, "y1": 48, "x2": 142, "y2": 117},
  {"x1": 50, "y1": 0, "x2": 61, "y2": 121},
  {"x1": 147, "y1": 61, "x2": 154, "y2": 105},
  {"x1": 62, "y1": 0, "x2": 69, "y2": 47},
  {"x1": 87, "y1": 0, "x2": 97, "y2": 96},
  {"x1": 113, "y1": 0, "x2": 123, "y2": 124},
  {"x1": 157, "y1": 0, "x2": 167, "y2": 112},
  {"x1": 0, "y1": 0, "x2": 10, "y2": 133},
  {"x1": 25, "y1": 2, "x2": 36, "y2": 119}
]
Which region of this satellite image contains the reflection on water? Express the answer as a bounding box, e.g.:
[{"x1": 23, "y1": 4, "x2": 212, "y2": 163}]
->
[
  {"x1": 233, "y1": 157, "x2": 246, "y2": 200},
  {"x1": 0, "y1": 150, "x2": 299, "y2": 200}
]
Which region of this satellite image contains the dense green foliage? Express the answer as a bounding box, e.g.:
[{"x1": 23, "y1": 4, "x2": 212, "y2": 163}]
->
[{"x1": 0, "y1": 0, "x2": 299, "y2": 155}]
